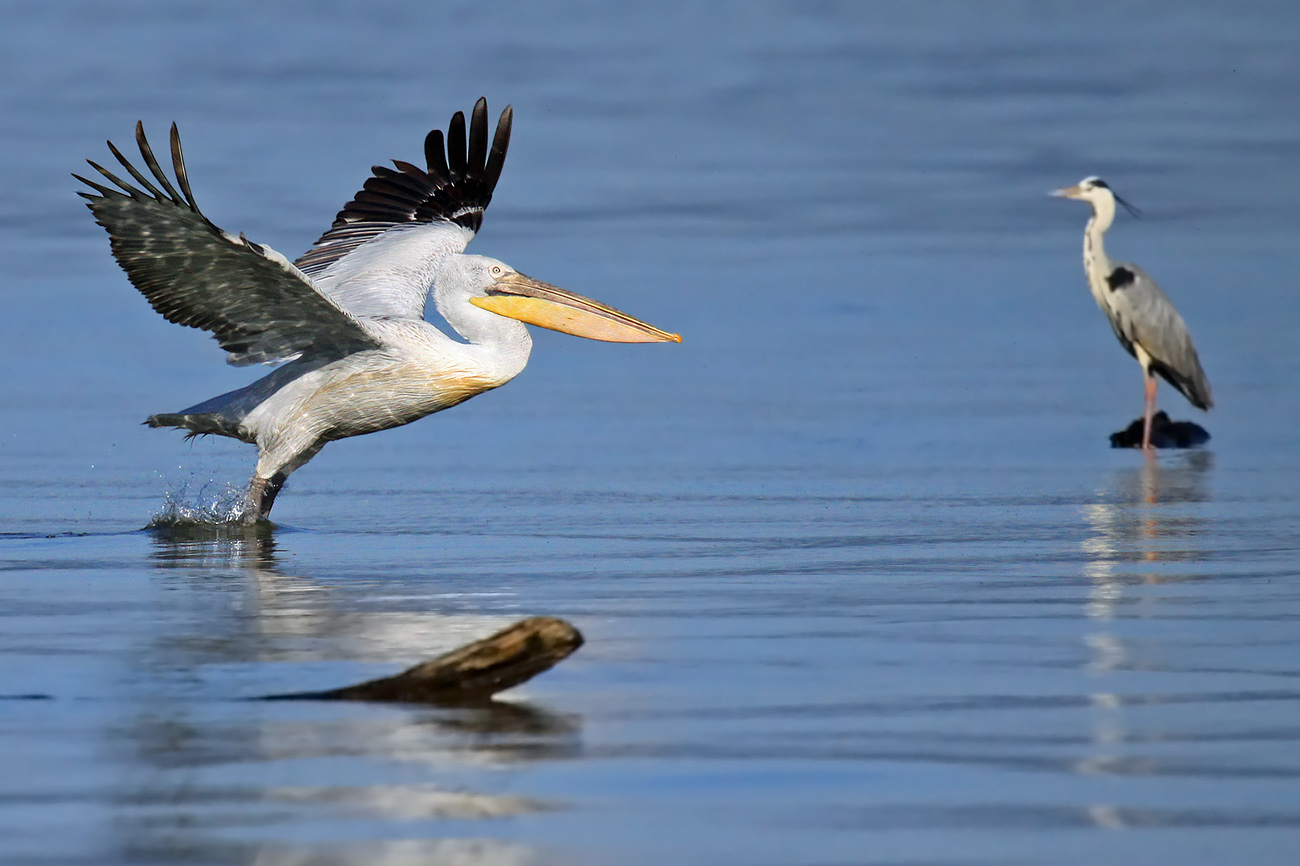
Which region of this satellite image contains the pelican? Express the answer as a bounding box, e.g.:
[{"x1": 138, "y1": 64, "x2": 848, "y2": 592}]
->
[
  {"x1": 77, "y1": 99, "x2": 680, "y2": 522},
  {"x1": 1052, "y1": 177, "x2": 1212, "y2": 450}
]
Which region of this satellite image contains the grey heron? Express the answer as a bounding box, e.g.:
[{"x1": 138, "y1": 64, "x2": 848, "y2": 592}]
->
[
  {"x1": 76, "y1": 99, "x2": 680, "y2": 523},
  {"x1": 1052, "y1": 177, "x2": 1212, "y2": 450}
]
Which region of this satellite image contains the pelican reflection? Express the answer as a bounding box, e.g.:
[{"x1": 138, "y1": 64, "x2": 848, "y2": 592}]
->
[{"x1": 118, "y1": 526, "x2": 583, "y2": 864}]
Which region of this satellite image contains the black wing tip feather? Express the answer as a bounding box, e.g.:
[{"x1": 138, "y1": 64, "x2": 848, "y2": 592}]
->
[
  {"x1": 76, "y1": 121, "x2": 202, "y2": 217},
  {"x1": 324, "y1": 98, "x2": 514, "y2": 235},
  {"x1": 77, "y1": 120, "x2": 383, "y2": 365},
  {"x1": 484, "y1": 105, "x2": 513, "y2": 191}
]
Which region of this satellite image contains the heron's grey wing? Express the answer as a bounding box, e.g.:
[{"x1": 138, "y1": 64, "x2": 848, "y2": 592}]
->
[
  {"x1": 1105, "y1": 263, "x2": 1213, "y2": 410},
  {"x1": 76, "y1": 123, "x2": 383, "y2": 367},
  {"x1": 295, "y1": 98, "x2": 513, "y2": 319}
]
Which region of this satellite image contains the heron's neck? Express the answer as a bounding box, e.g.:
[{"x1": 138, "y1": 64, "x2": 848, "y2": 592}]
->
[{"x1": 1082, "y1": 198, "x2": 1116, "y2": 302}]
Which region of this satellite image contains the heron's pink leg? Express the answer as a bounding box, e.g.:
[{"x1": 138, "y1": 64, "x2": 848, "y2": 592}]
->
[{"x1": 1141, "y1": 372, "x2": 1158, "y2": 451}]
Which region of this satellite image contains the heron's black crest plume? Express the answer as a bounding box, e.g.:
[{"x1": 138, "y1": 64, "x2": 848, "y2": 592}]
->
[
  {"x1": 1085, "y1": 176, "x2": 1142, "y2": 218},
  {"x1": 1114, "y1": 192, "x2": 1142, "y2": 219}
]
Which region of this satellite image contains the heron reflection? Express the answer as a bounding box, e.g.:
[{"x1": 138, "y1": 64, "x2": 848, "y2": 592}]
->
[{"x1": 1074, "y1": 454, "x2": 1213, "y2": 820}]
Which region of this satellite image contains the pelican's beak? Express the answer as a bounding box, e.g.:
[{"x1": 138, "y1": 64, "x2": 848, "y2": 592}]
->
[
  {"x1": 1051, "y1": 184, "x2": 1084, "y2": 199},
  {"x1": 471, "y1": 271, "x2": 682, "y2": 343}
]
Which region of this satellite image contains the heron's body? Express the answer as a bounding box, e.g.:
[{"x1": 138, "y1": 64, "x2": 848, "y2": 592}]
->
[
  {"x1": 78, "y1": 100, "x2": 679, "y2": 521},
  {"x1": 1054, "y1": 177, "x2": 1212, "y2": 450}
]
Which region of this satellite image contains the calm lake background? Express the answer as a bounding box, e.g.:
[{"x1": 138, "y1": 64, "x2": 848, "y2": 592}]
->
[{"x1": 4, "y1": 2, "x2": 1300, "y2": 864}]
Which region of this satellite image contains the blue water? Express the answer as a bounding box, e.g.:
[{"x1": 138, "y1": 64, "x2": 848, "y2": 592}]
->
[{"x1": 4, "y1": 2, "x2": 1300, "y2": 863}]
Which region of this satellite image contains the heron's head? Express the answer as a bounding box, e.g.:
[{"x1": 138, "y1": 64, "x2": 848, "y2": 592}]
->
[
  {"x1": 1051, "y1": 176, "x2": 1140, "y2": 216},
  {"x1": 459, "y1": 255, "x2": 680, "y2": 343}
]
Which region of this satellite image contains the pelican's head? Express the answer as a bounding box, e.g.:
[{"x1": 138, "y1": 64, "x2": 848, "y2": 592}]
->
[
  {"x1": 1051, "y1": 176, "x2": 1140, "y2": 217},
  {"x1": 462, "y1": 256, "x2": 681, "y2": 343}
]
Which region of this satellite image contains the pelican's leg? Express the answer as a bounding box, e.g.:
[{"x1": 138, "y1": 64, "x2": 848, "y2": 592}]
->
[
  {"x1": 1141, "y1": 371, "x2": 1158, "y2": 451},
  {"x1": 243, "y1": 478, "x2": 266, "y2": 524},
  {"x1": 243, "y1": 473, "x2": 286, "y2": 524},
  {"x1": 244, "y1": 439, "x2": 326, "y2": 524}
]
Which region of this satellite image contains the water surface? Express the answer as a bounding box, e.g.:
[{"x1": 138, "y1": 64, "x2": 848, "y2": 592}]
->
[{"x1": 3, "y1": 2, "x2": 1300, "y2": 864}]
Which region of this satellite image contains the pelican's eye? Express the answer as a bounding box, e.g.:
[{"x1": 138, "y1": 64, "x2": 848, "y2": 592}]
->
[{"x1": 491, "y1": 265, "x2": 503, "y2": 276}]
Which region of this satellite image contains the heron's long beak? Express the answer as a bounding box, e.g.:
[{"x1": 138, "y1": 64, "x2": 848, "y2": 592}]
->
[
  {"x1": 1051, "y1": 185, "x2": 1084, "y2": 199},
  {"x1": 470, "y1": 272, "x2": 681, "y2": 343}
]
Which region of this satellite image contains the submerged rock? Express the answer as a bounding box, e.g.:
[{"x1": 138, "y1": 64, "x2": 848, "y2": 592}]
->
[{"x1": 1109, "y1": 411, "x2": 1210, "y2": 449}]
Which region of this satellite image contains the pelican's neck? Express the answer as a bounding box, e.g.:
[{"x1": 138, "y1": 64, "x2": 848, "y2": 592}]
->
[
  {"x1": 1082, "y1": 194, "x2": 1116, "y2": 305},
  {"x1": 431, "y1": 261, "x2": 533, "y2": 384}
]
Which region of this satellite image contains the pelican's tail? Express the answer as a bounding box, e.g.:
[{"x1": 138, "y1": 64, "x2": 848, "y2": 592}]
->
[{"x1": 146, "y1": 412, "x2": 251, "y2": 442}]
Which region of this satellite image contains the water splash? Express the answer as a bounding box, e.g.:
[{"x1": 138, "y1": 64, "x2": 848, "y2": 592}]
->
[{"x1": 146, "y1": 480, "x2": 250, "y2": 528}]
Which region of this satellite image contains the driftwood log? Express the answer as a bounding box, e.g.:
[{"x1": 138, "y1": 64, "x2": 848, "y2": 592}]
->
[{"x1": 261, "y1": 616, "x2": 583, "y2": 704}]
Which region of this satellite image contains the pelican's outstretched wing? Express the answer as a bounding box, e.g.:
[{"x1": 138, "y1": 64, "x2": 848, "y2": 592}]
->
[
  {"x1": 76, "y1": 123, "x2": 382, "y2": 367},
  {"x1": 1106, "y1": 262, "x2": 1213, "y2": 410},
  {"x1": 296, "y1": 98, "x2": 513, "y2": 319}
]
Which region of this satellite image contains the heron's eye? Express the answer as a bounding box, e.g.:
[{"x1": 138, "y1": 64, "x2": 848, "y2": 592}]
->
[{"x1": 491, "y1": 265, "x2": 503, "y2": 276}]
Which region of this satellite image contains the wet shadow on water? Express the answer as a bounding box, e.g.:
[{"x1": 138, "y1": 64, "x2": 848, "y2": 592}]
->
[{"x1": 146, "y1": 519, "x2": 282, "y2": 567}]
